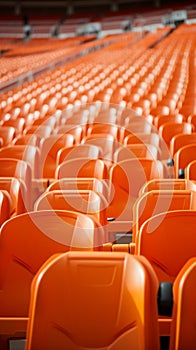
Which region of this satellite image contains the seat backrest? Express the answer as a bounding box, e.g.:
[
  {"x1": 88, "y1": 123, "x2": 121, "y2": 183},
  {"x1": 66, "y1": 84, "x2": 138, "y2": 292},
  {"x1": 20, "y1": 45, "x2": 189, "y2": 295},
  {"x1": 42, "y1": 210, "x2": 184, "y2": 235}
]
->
[
  {"x1": 124, "y1": 133, "x2": 160, "y2": 148},
  {"x1": 82, "y1": 134, "x2": 115, "y2": 162},
  {"x1": 40, "y1": 134, "x2": 74, "y2": 178},
  {"x1": 0, "y1": 177, "x2": 26, "y2": 215},
  {"x1": 135, "y1": 210, "x2": 196, "y2": 283},
  {"x1": 54, "y1": 125, "x2": 83, "y2": 144},
  {"x1": 154, "y1": 114, "x2": 184, "y2": 129},
  {"x1": 56, "y1": 144, "x2": 102, "y2": 165},
  {"x1": 0, "y1": 210, "x2": 102, "y2": 317},
  {"x1": 2, "y1": 118, "x2": 25, "y2": 135},
  {"x1": 132, "y1": 190, "x2": 196, "y2": 242},
  {"x1": 159, "y1": 122, "x2": 192, "y2": 147},
  {"x1": 170, "y1": 132, "x2": 196, "y2": 156},
  {"x1": 0, "y1": 190, "x2": 11, "y2": 226},
  {"x1": 47, "y1": 177, "x2": 108, "y2": 200},
  {"x1": 24, "y1": 125, "x2": 52, "y2": 138},
  {"x1": 139, "y1": 178, "x2": 196, "y2": 195},
  {"x1": 56, "y1": 158, "x2": 108, "y2": 180},
  {"x1": 169, "y1": 257, "x2": 196, "y2": 350},
  {"x1": 13, "y1": 134, "x2": 41, "y2": 147},
  {"x1": 108, "y1": 158, "x2": 163, "y2": 221},
  {"x1": 113, "y1": 144, "x2": 157, "y2": 162},
  {"x1": 174, "y1": 143, "x2": 196, "y2": 177},
  {"x1": 26, "y1": 252, "x2": 160, "y2": 350},
  {"x1": 0, "y1": 145, "x2": 40, "y2": 178},
  {"x1": 0, "y1": 126, "x2": 15, "y2": 146},
  {"x1": 34, "y1": 190, "x2": 108, "y2": 227},
  {"x1": 186, "y1": 160, "x2": 196, "y2": 181},
  {"x1": 0, "y1": 158, "x2": 32, "y2": 210}
]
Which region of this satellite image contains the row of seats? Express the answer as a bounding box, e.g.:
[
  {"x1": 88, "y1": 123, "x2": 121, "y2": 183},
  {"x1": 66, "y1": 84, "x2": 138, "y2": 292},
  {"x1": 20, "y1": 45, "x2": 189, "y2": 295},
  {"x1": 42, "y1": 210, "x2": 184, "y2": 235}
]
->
[{"x1": 0, "y1": 23, "x2": 196, "y2": 350}]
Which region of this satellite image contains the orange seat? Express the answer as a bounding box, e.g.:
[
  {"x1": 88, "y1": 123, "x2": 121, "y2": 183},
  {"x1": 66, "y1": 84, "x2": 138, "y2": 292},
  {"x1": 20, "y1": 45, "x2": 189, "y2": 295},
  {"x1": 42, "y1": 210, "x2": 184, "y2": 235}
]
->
[
  {"x1": 0, "y1": 145, "x2": 41, "y2": 178},
  {"x1": 124, "y1": 132, "x2": 160, "y2": 148},
  {"x1": 0, "y1": 177, "x2": 26, "y2": 215},
  {"x1": 169, "y1": 258, "x2": 196, "y2": 350},
  {"x1": 0, "y1": 210, "x2": 103, "y2": 341},
  {"x1": 56, "y1": 158, "x2": 108, "y2": 180},
  {"x1": 56, "y1": 144, "x2": 102, "y2": 165},
  {"x1": 159, "y1": 122, "x2": 193, "y2": 148},
  {"x1": 54, "y1": 125, "x2": 83, "y2": 145},
  {"x1": 174, "y1": 143, "x2": 196, "y2": 178},
  {"x1": 26, "y1": 252, "x2": 160, "y2": 350},
  {"x1": 13, "y1": 134, "x2": 41, "y2": 147},
  {"x1": 0, "y1": 126, "x2": 15, "y2": 146},
  {"x1": 153, "y1": 114, "x2": 184, "y2": 129},
  {"x1": 170, "y1": 133, "x2": 196, "y2": 156},
  {"x1": 107, "y1": 158, "x2": 163, "y2": 222},
  {"x1": 34, "y1": 189, "x2": 108, "y2": 229},
  {"x1": 24, "y1": 125, "x2": 52, "y2": 139},
  {"x1": 40, "y1": 134, "x2": 74, "y2": 178},
  {"x1": 139, "y1": 178, "x2": 196, "y2": 194},
  {"x1": 132, "y1": 190, "x2": 196, "y2": 242},
  {"x1": 0, "y1": 190, "x2": 11, "y2": 226},
  {"x1": 1, "y1": 118, "x2": 25, "y2": 136},
  {"x1": 113, "y1": 144, "x2": 158, "y2": 163},
  {"x1": 47, "y1": 177, "x2": 109, "y2": 202},
  {"x1": 0, "y1": 158, "x2": 32, "y2": 211},
  {"x1": 82, "y1": 134, "x2": 115, "y2": 165},
  {"x1": 133, "y1": 210, "x2": 196, "y2": 283},
  {"x1": 185, "y1": 160, "x2": 196, "y2": 181}
]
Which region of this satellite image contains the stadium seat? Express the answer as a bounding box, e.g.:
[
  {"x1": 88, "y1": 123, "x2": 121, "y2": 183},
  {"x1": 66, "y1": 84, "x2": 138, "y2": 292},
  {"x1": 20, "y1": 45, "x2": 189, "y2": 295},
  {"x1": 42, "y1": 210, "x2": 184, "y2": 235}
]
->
[{"x1": 25, "y1": 252, "x2": 160, "y2": 350}]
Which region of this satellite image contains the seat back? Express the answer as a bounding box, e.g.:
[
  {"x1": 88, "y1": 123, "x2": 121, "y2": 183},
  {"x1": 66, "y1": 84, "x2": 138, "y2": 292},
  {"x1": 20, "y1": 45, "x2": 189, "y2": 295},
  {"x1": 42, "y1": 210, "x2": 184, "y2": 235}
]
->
[
  {"x1": 107, "y1": 158, "x2": 163, "y2": 221},
  {"x1": 139, "y1": 179, "x2": 196, "y2": 195},
  {"x1": 0, "y1": 145, "x2": 40, "y2": 178},
  {"x1": 0, "y1": 177, "x2": 26, "y2": 215},
  {"x1": 0, "y1": 126, "x2": 15, "y2": 146},
  {"x1": 174, "y1": 143, "x2": 196, "y2": 177},
  {"x1": 124, "y1": 133, "x2": 160, "y2": 147},
  {"x1": 133, "y1": 190, "x2": 196, "y2": 242},
  {"x1": 159, "y1": 122, "x2": 192, "y2": 148},
  {"x1": 169, "y1": 258, "x2": 196, "y2": 350},
  {"x1": 0, "y1": 158, "x2": 32, "y2": 210},
  {"x1": 57, "y1": 144, "x2": 102, "y2": 165},
  {"x1": 170, "y1": 132, "x2": 196, "y2": 156},
  {"x1": 40, "y1": 134, "x2": 74, "y2": 178},
  {"x1": 26, "y1": 252, "x2": 160, "y2": 350},
  {"x1": 136, "y1": 210, "x2": 196, "y2": 283},
  {"x1": 35, "y1": 190, "x2": 108, "y2": 227},
  {"x1": 56, "y1": 158, "x2": 108, "y2": 180},
  {"x1": 186, "y1": 160, "x2": 196, "y2": 181},
  {"x1": 0, "y1": 190, "x2": 11, "y2": 226},
  {"x1": 113, "y1": 144, "x2": 157, "y2": 162},
  {"x1": 0, "y1": 210, "x2": 101, "y2": 319}
]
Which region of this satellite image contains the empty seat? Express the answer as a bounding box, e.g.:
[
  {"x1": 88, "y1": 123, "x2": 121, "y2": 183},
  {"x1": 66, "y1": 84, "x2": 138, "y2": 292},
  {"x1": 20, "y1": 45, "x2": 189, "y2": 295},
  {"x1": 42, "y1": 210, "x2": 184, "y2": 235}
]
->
[
  {"x1": 132, "y1": 190, "x2": 196, "y2": 242},
  {"x1": 133, "y1": 210, "x2": 196, "y2": 283},
  {"x1": 0, "y1": 210, "x2": 103, "y2": 340},
  {"x1": 40, "y1": 134, "x2": 74, "y2": 178},
  {"x1": 139, "y1": 178, "x2": 196, "y2": 195},
  {"x1": 34, "y1": 189, "x2": 108, "y2": 229},
  {"x1": 0, "y1": 126, "x2": 15, "y2": 146},
  {"x1": 26, "y1": 252, "x2": 160, "y2": 350},
  {"x1": 113, "y1": 144, "x2": 158, "y2": 163},
  {"x1": 170, "y1": 133, "x2": 196, "y2": 156},
  {"x1": 185, "y1": 160, "x2": 196, "y2": 181},
  {"x1": 174, "y1": 143, "x2": 196, "y2": 178},
  {"x1": 56, "y1": 158, "x2": 108, "y2": 181},
  {"x1": 0, "y1": 158, "x2": 32, "y2": 210},
  {"x1": 0, "y1": 145, "x2": 41, "y2": 178},
  {"x1": 169, "y1": 258, "x2": 196, "y2": 350},
  {"x1": 107, "y1": 158, "x2": 163, "y2": 222},
  {"x1": 0, "y1": 190, "x2": 11, "y2": 226},
  {"x1": 56, "y1": 144, "x2": 102, "y2": 165},
  {"x1": 0, "y1": 177, "x2": 26, "y2": 215}
]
